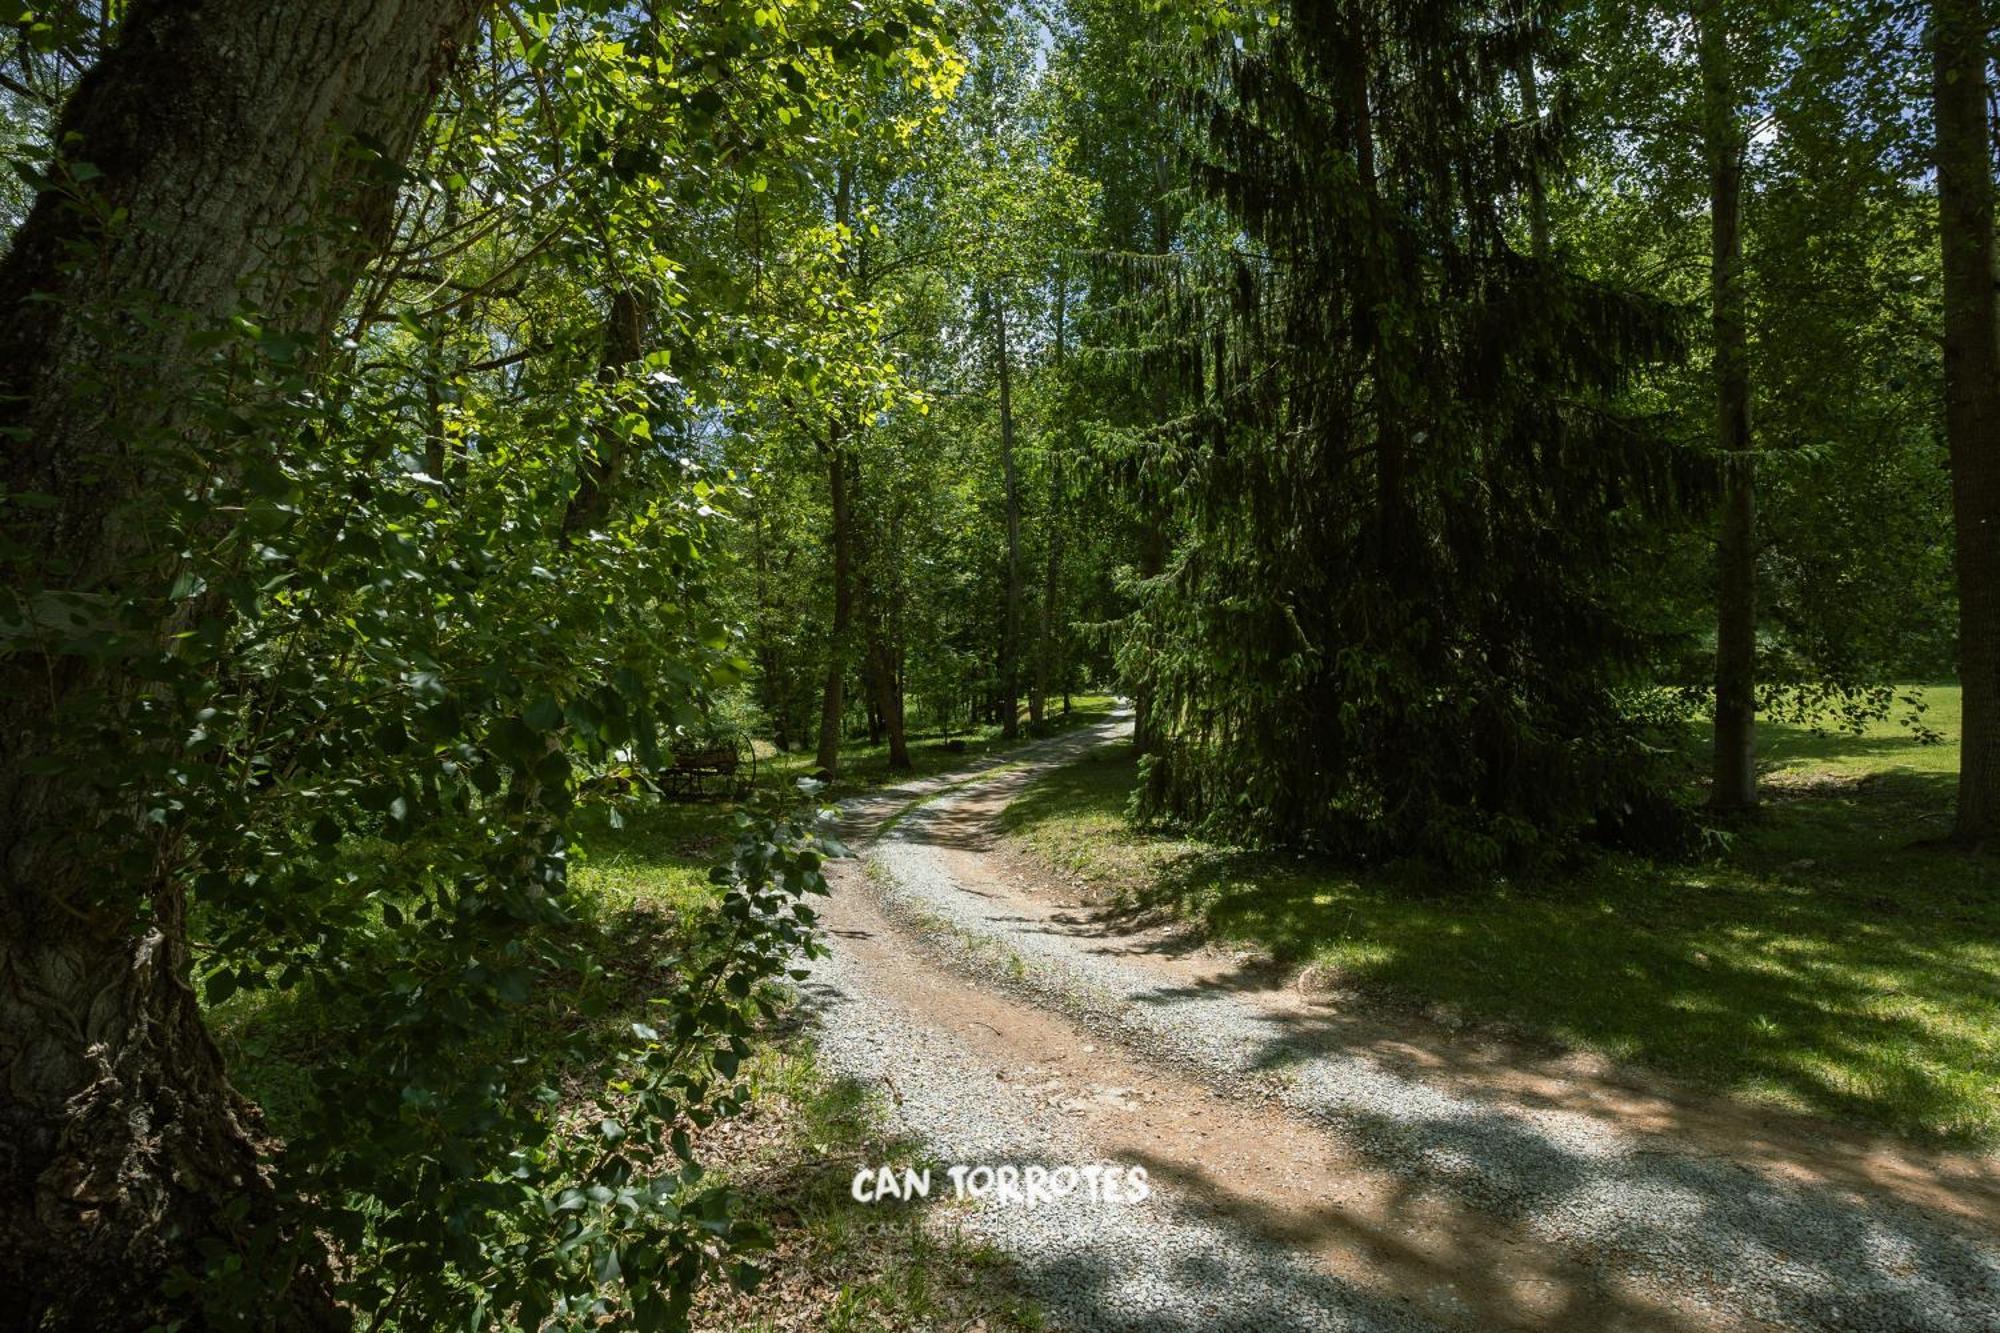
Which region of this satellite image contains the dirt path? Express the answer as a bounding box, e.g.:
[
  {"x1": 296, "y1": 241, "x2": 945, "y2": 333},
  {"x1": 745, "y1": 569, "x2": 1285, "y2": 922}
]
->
[{"x1": 797, "y1": 714, "x2": 2000, "y2": 1332}]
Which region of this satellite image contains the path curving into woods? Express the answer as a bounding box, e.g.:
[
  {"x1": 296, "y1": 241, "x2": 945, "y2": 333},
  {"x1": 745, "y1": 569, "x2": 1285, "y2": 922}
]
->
[{"x1": 798, "y1": 713, "x2": 2000, "y2": 1332}]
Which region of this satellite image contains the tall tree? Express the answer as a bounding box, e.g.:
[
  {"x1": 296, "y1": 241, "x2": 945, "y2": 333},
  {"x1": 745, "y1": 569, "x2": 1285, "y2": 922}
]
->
[
  {"x1": 1697, "y1": 0, "x2": 1760, "y2": 810},
  {"x1": 1931, "y1": 0, "x2": 2000, "y2": 844},
  {"x1": 992, "y1": 288, "x2": 1025, "y2": 739},
  {"x1": 1126, "y1": 0, "x2": 1699, "y2": 867},
  {"x1": 1511, "y1": 1, "x2": 1552, "y2": 259},
  {"x1": 0, "y1": 1, "x2": 483, "y2": 1322},
  {"x1": 816, "y1": 163, "x2": 860, "y2": 777},
  {"x1": 1033, "y1": 266, "x2": 1072, "y2": 727},
  {"x1": 816, "y1": 427, "x2": 859, "y2": 774}
]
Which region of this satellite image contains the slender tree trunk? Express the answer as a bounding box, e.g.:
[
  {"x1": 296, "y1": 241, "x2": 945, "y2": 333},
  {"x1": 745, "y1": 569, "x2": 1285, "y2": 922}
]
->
[
  {"x1": 531, "y1": 278, "x2": 647, "y2": 911},
  {"x1": 1132, "y1": 155, "x2": 1177, "y2": 757},
  {"x1": 815, "y1": 164, "x2": 857, "y2": 778},
  {"x1": 751, "y1": 507, "x2": 790, "y2": 752},
  {"x1": 1132, "y1": 516, "x2": 1169, "y2": 754},
  {"x1": 1512, "y1": 4, "x2": 1550, "y2": 260},
  {"x1": 425, "y1": 341, "x2": 452, "y2": 482},
  {"x1": 562, "y1": 1, "x2": 671, "y2": 534},
  {"x1": 816, "y1": 432, "x2": 854, "y2": 778},
  {"x1": 0, "y1": 2, "x2": 483, "y2": 1326},
  {"x1": 867, "y1": 638, "x2": 910, "y2": 770},
  {"x1": 423, "y1": 324, "x2": 452, "y2": 483},
  {"x1": 864, "y1": 493, "x2": 912, "y2": 769},
  {"x1": 994, "y1": 292, "x2": 1023, "y2": 741},
  {"x1": 1698, "y1": 1, "x2": 1758, "y2": 812},
  {"x1": 423, "y1": 188, "x2": 463, "y2": 487},
  {"x1": 1933, "y1": 0, "x2": 2000, "y2": 844},
  {"x1": 1033, "y1": 272, "x2": 1068, "y2": 732},
  {"x1": 1036, "y1": 494, "x2": 1063, "y2": 731}
]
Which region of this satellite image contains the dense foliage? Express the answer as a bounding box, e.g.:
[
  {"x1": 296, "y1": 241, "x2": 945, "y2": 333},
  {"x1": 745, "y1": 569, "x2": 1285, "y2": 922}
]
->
[
  {"x1": 1120, "y1": 3, "x2": 1706, "y2": 867},
  {"x1": 1, "y1": 1, "x2": 948, "y2": 1326}
]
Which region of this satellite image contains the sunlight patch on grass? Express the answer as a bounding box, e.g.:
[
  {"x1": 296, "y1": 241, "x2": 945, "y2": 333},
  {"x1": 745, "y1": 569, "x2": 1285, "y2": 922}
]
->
[
  {"x1": 998, "y1": 701, "x2": 2000, "y2": 1145},
  {"x1": 1757, "y1": 684, "x2": 1960, "y2": 782}
]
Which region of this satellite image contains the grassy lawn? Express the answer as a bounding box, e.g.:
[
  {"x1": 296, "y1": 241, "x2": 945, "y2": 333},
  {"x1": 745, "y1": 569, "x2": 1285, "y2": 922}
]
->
[{"x1": 999, "y1": 686, "x2": 2000, "y2": 1145}]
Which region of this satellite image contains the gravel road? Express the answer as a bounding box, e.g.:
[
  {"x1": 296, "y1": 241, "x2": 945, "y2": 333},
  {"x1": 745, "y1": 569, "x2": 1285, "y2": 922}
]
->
[{"x1": 797, "y1": 715, "x2": 2000, "y2": 1332}]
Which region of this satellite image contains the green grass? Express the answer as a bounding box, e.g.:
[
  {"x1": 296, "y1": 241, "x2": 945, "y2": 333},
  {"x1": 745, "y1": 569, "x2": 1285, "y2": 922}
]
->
[
  {"x1": 999, "y1": 686, "x2": 2000, "y2": 1145},
  {"x1": 1754, "y1": 684, "x2": 1962, "y2": 781}
]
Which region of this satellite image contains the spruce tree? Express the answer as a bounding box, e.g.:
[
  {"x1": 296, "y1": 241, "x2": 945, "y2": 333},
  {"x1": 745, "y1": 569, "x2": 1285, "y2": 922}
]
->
[{"x1": 1129, "y1": 0, "x2": 1704, "y2": 868}]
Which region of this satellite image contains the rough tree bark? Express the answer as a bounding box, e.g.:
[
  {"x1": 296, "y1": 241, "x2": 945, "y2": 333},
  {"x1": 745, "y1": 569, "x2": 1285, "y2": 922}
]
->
[
  {"x1": 993, "y1": 292, "x2": 1024, "y2": 741},
  {"x1": 1932, "y1": 0, "x2": 2000, "y2": 845},
  {"x1": 1698, "y1": 0, "x2": 1758, "y2": 812},
  {"x1": 0, "y1": 2, "x2": 485, "y2": 1328}
]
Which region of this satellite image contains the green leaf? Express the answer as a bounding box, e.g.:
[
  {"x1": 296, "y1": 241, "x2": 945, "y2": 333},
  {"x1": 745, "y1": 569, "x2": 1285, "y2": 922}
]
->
[{"x1": 524, "y1": 693, "x2": 563, "y2": 732}]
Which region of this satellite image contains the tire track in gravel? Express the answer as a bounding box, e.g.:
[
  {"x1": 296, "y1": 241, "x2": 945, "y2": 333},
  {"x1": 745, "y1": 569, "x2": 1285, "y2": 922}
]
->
[{"x1": 795, "y1": 714, "x2": 2000, "y2": 1332}]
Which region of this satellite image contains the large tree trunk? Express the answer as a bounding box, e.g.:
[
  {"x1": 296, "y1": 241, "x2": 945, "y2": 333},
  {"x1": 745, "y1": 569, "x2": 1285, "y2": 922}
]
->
[
  {"x1": 0, "y1": 2, "x2": 484, "y2": 1327},
  {"x1": 1933, "y1": 0, "x2": 2000, "y2": 845},
  {"x1": 994, "y1": 293, "x2": 1023, "y2": 741},
  {"x1": 1698, "y1": 1, "x2": 1758, "y2": 812}
]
